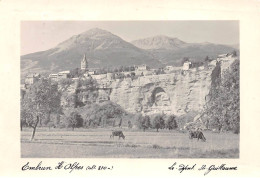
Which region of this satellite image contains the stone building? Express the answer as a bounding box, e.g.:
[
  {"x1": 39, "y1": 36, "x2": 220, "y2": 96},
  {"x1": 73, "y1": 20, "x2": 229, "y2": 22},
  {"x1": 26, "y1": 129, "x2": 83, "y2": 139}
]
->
[
  {"x1": 25, "y1": 73, "x2": 40, "y2": 85},
  {"x1": 106, "y1": 73, "x2": 114, "y2": 80},
  {"x1": 164, "y1": 66, "x2": 181, "y2": 73},
  {"x1": 182, "y1": 61, "x2": 192, "y2": 70},
  {"x1": 217, "y1": 54, "x2": 228, "y2": 59},
  {"x1": 135, "y1": 64, "x2": 151, "y2": 76},
  {"x1": 49, "y1": 71, "x2": 70, "y2": 81},
  {"x1": 135, "y1": 64, "x2": 150, "y2": 71},
  {"x1": 81, "y1": 54, "x2": 88, "y2": 70},
  {"x1": 49, "y1": 74, "x2": 58, "y2": 81},
  {"x1": 58, "y1": 71, "x2": 70, "y2": 79},
  {"x1": 91, "y1": 74, "x2": 107, "y2": 80}
]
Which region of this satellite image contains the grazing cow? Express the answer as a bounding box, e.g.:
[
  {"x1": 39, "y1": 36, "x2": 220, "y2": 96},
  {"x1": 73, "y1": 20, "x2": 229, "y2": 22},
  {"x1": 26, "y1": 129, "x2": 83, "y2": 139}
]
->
[
  {"x1": 189, "y1": 129, "x2": 206, "y2": 142},
  {"x1": 110, "y1": 130, "x2": 125, "y2": 140}
]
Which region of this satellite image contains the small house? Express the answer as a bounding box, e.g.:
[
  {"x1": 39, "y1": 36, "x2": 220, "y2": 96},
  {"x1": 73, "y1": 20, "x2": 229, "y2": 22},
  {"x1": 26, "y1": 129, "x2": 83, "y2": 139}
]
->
[{"x1": 182, "y1": 61, "x2": 192, "y2": 71}]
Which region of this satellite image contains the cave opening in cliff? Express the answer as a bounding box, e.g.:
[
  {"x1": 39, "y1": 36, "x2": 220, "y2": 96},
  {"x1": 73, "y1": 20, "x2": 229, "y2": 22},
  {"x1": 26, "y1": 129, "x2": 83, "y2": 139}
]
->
[{"x1": 150, "y1": 87, "x2": 170, "y2": 106}]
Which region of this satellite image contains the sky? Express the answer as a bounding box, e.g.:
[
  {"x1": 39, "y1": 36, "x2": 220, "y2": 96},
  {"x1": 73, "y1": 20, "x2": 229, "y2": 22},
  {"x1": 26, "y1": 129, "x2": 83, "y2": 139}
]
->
[{"x1": 21, "y1": 21, "x2": 239, "y2": 55}]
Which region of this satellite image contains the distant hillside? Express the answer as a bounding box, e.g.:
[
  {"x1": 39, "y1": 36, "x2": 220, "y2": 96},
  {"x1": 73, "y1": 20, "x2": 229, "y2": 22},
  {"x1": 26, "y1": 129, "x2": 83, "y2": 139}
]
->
[
  {"x1": 228, "y1": 43, "x2": 240, "y2": 49},
  {"x1": 21, "y1": 28, "x2": 238, "y2": 76},
  {"x1": 131, "y1": 36, "x2": 238, "y2": 66},
  {"x1": 131, "y1": 35, "x2": 187, "y2": 50}
]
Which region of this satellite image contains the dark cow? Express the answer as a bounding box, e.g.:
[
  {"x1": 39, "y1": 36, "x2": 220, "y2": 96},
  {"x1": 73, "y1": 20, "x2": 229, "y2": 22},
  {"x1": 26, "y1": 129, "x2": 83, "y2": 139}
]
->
[
  {"x1": 110, "y1": 130, "x2": 125, "y2": 140},
  {"x1": 189, "y1": 130, "x2": 206, "y2": 142}
]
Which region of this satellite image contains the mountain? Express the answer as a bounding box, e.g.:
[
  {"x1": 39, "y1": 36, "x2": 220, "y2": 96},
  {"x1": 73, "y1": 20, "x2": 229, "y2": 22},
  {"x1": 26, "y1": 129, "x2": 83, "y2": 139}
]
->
[
  {"x1": 131, "y1": 35, "x2": 186, "y2": 50},
  {"x1": 131, "y1": 36, "x2": 238, "y2": 65},
  {"x1": 21, "y1": 28, "x2": 238, "y2": 77},
  {"x1": 21, "y1": 28, "x2": 160, "y2": 76}
]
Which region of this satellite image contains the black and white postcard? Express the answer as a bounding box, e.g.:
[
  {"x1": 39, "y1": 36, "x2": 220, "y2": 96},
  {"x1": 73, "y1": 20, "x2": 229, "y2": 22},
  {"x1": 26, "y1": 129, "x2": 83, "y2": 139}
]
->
[{"x1": 0, "y1": 0, "x2": 260, "y2": 178}]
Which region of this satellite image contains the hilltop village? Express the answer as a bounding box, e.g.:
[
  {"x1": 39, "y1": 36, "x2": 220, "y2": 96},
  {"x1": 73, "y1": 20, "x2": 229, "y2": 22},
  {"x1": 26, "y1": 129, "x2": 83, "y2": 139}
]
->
[
  {"x1": 21, "y1": 52, "x2": 237, "y2": 92},
  {"x1": 22, "y1": 54, "x2": 185, "y2": 88},
  {"x1": 21, "y1": 52, "x2": 238, "y2": 119}
]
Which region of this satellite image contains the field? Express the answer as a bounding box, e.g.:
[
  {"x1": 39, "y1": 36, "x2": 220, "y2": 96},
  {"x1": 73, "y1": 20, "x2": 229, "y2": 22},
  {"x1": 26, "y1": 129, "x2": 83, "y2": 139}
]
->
[{"x1": 21, "y1": 128, "x2": 239, "y2": 158}]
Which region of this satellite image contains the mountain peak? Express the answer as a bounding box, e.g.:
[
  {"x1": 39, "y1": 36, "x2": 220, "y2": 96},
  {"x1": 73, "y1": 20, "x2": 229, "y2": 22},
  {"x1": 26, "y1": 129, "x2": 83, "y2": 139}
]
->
[
  {"x1": 81, "y1": 28, "x2": 114, "y2": 37},
  {"x1": 87, "y1": 27, "x2": 107, "y2": 32},
  {"x1": 68, "y1": 28, "x2": 118, "y2": 41},
  {"x1": 131, "y1": 35, "x2": 186, "y2": 50},
  {"x1": 55, "y1": 28, "x2": 123, "y2": 51},
  {"x1": 150, "y1": 35, "x2": 174, "y2": 39}
]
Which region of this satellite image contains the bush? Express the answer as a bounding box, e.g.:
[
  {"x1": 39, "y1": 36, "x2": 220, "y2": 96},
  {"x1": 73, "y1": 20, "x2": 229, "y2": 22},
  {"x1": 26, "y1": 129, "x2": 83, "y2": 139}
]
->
[{"x1": 152, "y1": 144, "x2": 161, "y2": 149}]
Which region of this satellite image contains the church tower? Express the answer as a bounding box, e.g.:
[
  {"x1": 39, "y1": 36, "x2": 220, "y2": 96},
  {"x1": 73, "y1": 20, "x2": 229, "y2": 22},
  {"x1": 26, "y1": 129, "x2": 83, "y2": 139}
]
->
[{"x1": 81, "y1": 54, "x2": 88, "y2": 70}]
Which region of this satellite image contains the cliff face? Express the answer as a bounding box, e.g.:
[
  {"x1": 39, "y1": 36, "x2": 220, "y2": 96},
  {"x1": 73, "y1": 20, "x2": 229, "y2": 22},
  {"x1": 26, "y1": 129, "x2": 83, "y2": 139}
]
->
[
  {"x1": 109, "y1": 67, "x2": 213, "y2": 116},
  {"x1": 60, "y1": 55, "x2": 238, "y2": 116}
]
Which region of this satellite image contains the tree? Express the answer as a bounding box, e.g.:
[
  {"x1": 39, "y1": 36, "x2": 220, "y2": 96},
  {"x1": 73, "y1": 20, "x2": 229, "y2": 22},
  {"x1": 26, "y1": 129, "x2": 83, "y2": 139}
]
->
[
  {"x1": 128, "y1": 120, "x2": 133, "y2": 129},
  {"x1": 78, "y1": 78, "x2": 97, "y2": 90},
  {"x1": 113, "y1": 67, "x2": 119, "y2": 73},
  {"x1": 135, "y1": 113, "x2": 143, "y2": 129},
  {"x1": 21, "y1": 79, "x2": 61, "y2": 140},
  {"x1": 165, "y1": 115, "x2": 178, "y2": 130},
  {"x1": 119, "y1": 66, "x2": 124, "y2": 72},
  {"x1": 118, "y1": 117, "x2": 123, "y2": 127},
  {"x1": 211, "y1": 61, "x2": 221, "y2": 87},
  {"x1": 50, "y1": 107, "x2": 63, "y2": 128},
  {"x1": 70, "y1": 68, "x2": 80, "y2": 78},
  {"x1": 182, "y1": 57, "x2": 190, "y2": 64},
  {"x1": 77, "y1": 101, "x2": 125, "y2": 128},
  {"x1": 136, "y1": 115, "x2": 151, "y2": 132},
  {"x1": 123, "y1": 66, "x2": 130, "y2": 72},
  {"x1": 41, "y1": 110, "x2": 51, "y2": 126},
  {"x1": 220, "y1": 60, "x2": 240, "y2": 133},
  {"x1": 152, "y1": 114, "x2": 165, "y2": 132},
  {"x1": 204, "y1": 56, "x2": 209, "y2": 62},
  {"x1": 204, "y1": 60, "x2": 240, "y2": 133},
  {"x1": 232, "y1": 50, "x2": 237, "y2": 57},
  {"x1": 59, "y1": 78, "x2": 73, "y2": 88},
  {"x1": 65, "y1": 110, "x2": 83, "y2": 130},
  {"x1": 143, "y1": 115, "x2": 151, "y2": 131},
  {"x1": 20, "y1": 107, "x2": 33, "y2": 131},
  {"x1": 155, "y1": 68, "x2": 165, "y2": 75},
  {"x1": 67, "y1": 93, "x2": 78, "y2": 108},
  {"x1": 77, "y1": 104, "x2": 99, "y2": 128},
  {"x1": 130, "y1": 66, "x2": 135, "y2": 71}
]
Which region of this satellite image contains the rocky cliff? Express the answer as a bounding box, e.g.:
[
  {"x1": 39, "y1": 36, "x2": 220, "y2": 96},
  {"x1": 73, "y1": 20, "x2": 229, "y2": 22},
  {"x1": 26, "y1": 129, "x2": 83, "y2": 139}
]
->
[
  {"x1": 60, "y1": 55, "x2": 238, "y2": 117},
  {"x1": 109, "y1": 67, "x2": 213, "y2": 116}
]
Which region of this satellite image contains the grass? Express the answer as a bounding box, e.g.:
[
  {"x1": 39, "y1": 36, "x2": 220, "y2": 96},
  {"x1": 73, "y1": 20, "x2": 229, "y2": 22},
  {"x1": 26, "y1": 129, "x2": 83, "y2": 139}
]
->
[{"x1": 21, "y1": 127, "x2": 239, "y2": 158}]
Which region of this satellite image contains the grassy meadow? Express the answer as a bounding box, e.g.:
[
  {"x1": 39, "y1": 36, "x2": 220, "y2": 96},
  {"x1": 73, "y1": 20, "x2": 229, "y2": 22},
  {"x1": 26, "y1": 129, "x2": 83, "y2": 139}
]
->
[{"x1": 21, "y1": 128, "x2": 239, "y2": 158}]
